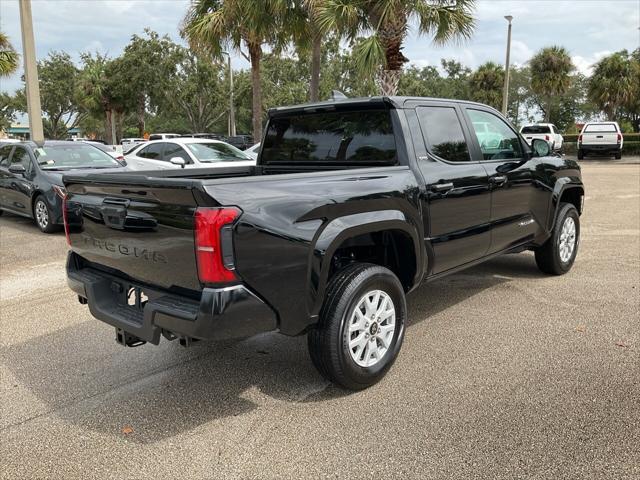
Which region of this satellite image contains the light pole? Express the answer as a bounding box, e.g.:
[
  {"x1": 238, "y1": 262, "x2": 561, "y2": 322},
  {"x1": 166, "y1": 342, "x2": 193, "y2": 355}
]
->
[
  {"x1": 18, "y1": 0, "x2": 44, "y2": 144},
  {"x1": 501, "y1": 15, "x2": 513, "y2": 116},
  {"x1": 221, "y1": 52, "x2": 236, "y2": 137}
]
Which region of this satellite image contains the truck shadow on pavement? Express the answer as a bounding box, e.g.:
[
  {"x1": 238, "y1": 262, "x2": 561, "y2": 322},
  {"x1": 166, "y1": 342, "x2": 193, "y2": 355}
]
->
[{"x1": 3, "y1": 253, "x2": 545, "y2": 444}]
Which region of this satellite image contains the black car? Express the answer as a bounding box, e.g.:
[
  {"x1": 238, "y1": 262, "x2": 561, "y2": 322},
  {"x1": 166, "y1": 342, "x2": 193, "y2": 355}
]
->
[{"x1": 0, "y1": 140, "x2": 125, "y2": 233}]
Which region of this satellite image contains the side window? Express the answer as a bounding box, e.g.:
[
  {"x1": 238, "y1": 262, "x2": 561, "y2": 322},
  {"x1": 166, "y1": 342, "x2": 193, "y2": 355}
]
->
[
  {"x1": 10, "y1": 146, "x2": 33, "y2": 173},
  {"x1": 416, "y1": 106, "x2": 470, "y2": 162},
  {"x1": 163, "y1": 143, "x2": 192, "y2": 163},
  {"x1": 467, "y1": 109, "x2": 523, "y2": 161},
  {"x1": 138, "y1": 143, "x2": 164, "y2": 160},
  {"x1": 0, "y1": 146, "x2": 14, "y2": 167}
]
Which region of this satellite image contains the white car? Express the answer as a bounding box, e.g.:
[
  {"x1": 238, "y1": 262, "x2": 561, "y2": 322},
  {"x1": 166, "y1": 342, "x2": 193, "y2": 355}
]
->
[
  {"x1": 578, "y1": 121, "x2": 623, "y2": 160},
  {"x1": 244, "y1": 142, "x2": 260, "y2": 160},
  {"x1": 520, "y1": 123, "x2": 563, "y2": 151},
  {"x1": 124, "y1": 138, "x2": 255, "y2": 170}
]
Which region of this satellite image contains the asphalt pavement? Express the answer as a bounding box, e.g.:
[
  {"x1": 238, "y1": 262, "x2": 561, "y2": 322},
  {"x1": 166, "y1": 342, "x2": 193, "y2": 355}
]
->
[{"x1": 1, "y1": 161, "x2": 638, "y2": 479}]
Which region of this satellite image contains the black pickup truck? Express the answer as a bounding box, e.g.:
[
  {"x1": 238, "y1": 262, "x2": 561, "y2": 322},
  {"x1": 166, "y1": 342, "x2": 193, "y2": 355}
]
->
[{"x1": 64, "y1": 97, "x2": 584, "y2": 390}]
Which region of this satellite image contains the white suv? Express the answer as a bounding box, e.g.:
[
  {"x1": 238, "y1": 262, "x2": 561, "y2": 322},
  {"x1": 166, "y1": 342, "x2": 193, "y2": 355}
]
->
[
  {"x1": 578, "y1": 122, "x2": 623, "y2": 159},
  {"x1": 520, "y1": 123, "x2": 564, "y2": 151}
]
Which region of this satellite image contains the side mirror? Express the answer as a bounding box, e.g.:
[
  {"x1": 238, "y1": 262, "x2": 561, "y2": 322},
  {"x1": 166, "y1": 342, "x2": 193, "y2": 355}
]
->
[
  {"x1": 531, "y1": 138, "x2": 551, "y2": 157},
  {"x1": 170, "y1": 157, "x2": 186, "y2": 169},
  {"x1": 8, "y1": 164, "x2": 26, "y2": 175}
]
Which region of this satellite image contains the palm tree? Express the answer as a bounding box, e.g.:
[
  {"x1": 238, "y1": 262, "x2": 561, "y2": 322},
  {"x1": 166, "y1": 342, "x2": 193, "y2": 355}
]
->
[
  {"x1": 529, "y1": 46, "x2": 574, "y2": 122},
  {"x1": 588, "y1": 50, "x2": 635, "y2": 121},
  {"x1": 293, "y1": 0, "x2": 330, "y2": 102},
  {"x1": 469, "y1": 62, "x2": 504, "y2": 110},
  {"x1": 182, "y1": 0, "x2": 290, "y2": 142},
  {"x1": 318, "y1": 0, "x2": 475, "y2": 96},
  {"x1": 0, "y1": 32, "x2": 20, "y2": 77}
]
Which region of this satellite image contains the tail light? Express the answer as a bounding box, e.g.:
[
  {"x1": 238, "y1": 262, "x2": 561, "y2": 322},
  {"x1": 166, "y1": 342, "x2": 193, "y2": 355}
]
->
[
  {"x1": 545, "y1": 135, "x2": 550, "y2": 141},
  {"x1": 194, "y1": 207, "x2": 241, "y2": 284},
  {"x1": 578, "y1": 134, "x2": 583, "y2": 143},
  {"x1": 62, "y1": 195, "x2": 71, "y2": 246},
  {"x1": 617, "y1": 133, "x2": 622, "y2": 144}
]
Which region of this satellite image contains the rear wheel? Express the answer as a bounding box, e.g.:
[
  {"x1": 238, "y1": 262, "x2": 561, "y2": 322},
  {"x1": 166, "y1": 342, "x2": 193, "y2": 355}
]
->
[
  {"x1": 308, "y1": 263, "x2": 406, "y2": 390},
  {"x1": 615, "y1": 150, "x2": 622, "y2": 160},
  {"x1": 535, "y1": 203, "x2": 580, "y2": 275},
  {"x1": 577, "y1": 149, "x2": 584, "y2": 160},
  {"x1": 33, "y1": 195, "x2": 58, "y2": 233}
]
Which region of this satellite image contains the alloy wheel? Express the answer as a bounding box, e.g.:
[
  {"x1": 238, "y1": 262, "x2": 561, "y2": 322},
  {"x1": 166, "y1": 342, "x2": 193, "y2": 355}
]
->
[{"x1": 346, "y1": 290, "x2": 396, "y2": 368}]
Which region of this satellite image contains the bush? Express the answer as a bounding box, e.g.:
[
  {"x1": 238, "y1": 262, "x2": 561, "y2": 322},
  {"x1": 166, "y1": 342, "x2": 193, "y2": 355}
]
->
[{"x1": 562, "y1": 141, "x2": 640, "y2": 155}]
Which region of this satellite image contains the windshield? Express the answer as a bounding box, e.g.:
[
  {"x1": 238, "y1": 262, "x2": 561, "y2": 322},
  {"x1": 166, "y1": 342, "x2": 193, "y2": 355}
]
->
[
  {"x1": 521, "y1": 125, "x2": 551, "y2": 134},
  {"x1": 185, "y1": 142, "x2": 251, "y2": 162},
  {"x1": 34, "y1": 144, "x2": 121, "y2": 170}
]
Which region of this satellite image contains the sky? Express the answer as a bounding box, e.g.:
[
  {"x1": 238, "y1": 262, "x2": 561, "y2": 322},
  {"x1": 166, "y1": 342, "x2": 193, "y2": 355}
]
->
[{"x1": 1, "y1": 0, "x2": 639, "y2": 97}]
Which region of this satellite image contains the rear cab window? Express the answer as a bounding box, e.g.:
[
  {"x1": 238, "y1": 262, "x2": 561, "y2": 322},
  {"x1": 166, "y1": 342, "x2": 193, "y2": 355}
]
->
[
  {"x1": 261, "y1": 109, "x2": 397, "y2": 169},
  {"x1": 521, "y1": 125, "x2": 551, "y2": 134},
  {"x1": 583, "y1": 123, "x2": 618, "y2": 133}
]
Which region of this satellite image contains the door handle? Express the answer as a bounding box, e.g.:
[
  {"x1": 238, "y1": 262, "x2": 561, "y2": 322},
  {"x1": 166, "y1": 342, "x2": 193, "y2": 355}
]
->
[
  {"x1": 490, "y1": 175, "x2": 507, "y2": 185},
  {"x1": 430, "y1": 182, "x2": 454, "y2": 193}
]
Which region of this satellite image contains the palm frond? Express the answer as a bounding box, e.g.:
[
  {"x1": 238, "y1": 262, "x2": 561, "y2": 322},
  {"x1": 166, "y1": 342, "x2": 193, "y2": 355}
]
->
[{"x1": 353, "y1": 35, "x2": 386, "y2": 74}]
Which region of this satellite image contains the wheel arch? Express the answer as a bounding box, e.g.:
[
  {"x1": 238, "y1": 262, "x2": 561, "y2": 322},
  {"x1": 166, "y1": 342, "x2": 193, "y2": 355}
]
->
[
  {"x1": 548, "y1": 180, "x2": 584, "y2": 232},
  {"x1": 307, "y1": 210, "x2": 424, "y2": 319}
]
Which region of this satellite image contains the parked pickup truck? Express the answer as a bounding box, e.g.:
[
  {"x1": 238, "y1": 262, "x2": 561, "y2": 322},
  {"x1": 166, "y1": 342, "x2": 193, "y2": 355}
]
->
[
  {"x1": 520, "y1": 123, "x2": 564, "y2": 152},
  {"x1": 63, "y1": 97, "x2": 584, "y2": 390},
  {"x1": 578, "y1": 121, "x2": 623, "y2": 159}
]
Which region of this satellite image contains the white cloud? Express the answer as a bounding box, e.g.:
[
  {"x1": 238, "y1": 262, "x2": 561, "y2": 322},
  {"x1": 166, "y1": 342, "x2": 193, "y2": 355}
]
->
[{"x1": 572, "y1": 50, "x2": 613, "y2": 76}]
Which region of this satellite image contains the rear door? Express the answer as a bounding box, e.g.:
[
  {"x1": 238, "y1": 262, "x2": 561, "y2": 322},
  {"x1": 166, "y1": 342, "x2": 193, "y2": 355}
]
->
[
  {"x1": 410, "y1": 102, "x2": 491, "y2": 274},
  {"x1": 463, "y1": 107, "x2": 545, "y2": 253},
  {"x1": 129, "y1": 142, "x2": 171, "y2": 170}
]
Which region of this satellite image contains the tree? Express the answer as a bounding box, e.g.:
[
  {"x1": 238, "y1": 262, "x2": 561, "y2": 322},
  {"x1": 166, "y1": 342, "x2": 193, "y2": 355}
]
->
[
  {"x1": 318, "y1": 0, "x2": 475, "y2": 95},
  {"x1": 15, "y1": 52, "x2": 82, "y2": 139},
  {"x1": 469, "y1": 61, "x2": 503, "y2": 110},
  {"x1": 529, "y1": 46, "x2": 574, "y2": 122},
  {"x1": 0, "y1": 31, "x2": 19, "y2": 77},
  {"x1": 182, "y1": 0, "x2": 292, "y2": 142},
  {"x1": 0, "y1": 92, "x2": 19, "y2": 131},
  {"x1": 588, "y1": 50, "x2": 639, "y2": 129},
  {"x1": 119, "y1": 29, "x2": 183, "y2": 136},
  {"x1": 163, "y1": 49, "x2": 228, "y2": 132},
  {"x1": 79, "y1": 53, "x2": 131, "y2": 144}
]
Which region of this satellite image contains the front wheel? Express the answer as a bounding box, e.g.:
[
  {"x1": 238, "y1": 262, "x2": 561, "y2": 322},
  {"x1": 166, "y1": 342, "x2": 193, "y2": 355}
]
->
[
  {"x1": 535, "y1": 203, "x2": 580, "y2": 275},
  {"x1": 308, "y1": 263, "x2": 406, "y2": 390}
]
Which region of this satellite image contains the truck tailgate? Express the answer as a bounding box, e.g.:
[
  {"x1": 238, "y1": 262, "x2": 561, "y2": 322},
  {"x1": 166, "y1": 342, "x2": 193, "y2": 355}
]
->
[
  {"x1": 582, "y1": 132, "x2": 617, "y2": 145},
  {"x1": 64, "y1": 176, "x2": 204, "y2": 292}
]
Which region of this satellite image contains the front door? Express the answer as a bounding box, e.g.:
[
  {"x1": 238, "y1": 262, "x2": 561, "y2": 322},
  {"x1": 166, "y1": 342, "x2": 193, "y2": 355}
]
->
[
  {"x1": 411, "y1": 104, "x2": 492, "y2": 274},
  {"x1": 463, "y1": 108, "x2": 545, "y2": 254},
  {"x1": 0, "y1": 145, "x2": 15, "y2": 208},
  {"x1": 4, "y1": 146, "x2": 35, "y2": 216}
]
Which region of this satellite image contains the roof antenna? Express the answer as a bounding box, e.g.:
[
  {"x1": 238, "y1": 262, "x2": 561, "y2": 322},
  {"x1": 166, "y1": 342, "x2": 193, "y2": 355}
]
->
[{"x1": 330, "y1": 90, "x2": 348, "y2": 101}]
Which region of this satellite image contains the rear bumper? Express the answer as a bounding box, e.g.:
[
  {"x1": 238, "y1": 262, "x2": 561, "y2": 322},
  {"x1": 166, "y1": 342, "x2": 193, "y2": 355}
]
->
[
  {"x1": 66, "y1": 252, "x2": 278, "y2": 345},
  {"x1": 580, "y1": 144, "x2": 621, "y2": 153}
]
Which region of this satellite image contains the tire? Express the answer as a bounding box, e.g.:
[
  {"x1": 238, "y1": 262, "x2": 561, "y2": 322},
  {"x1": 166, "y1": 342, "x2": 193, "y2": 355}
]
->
[
  {"x1": 577, "y1": 149, "x2": 584, "y2": 160},
  {"x1": 33, "y1": 195, "x2": 58, "y2": 233},
  {"x1": 535, "y1": 203, "x2": 580, "y2": 275},
  {"x1": 615, "y1": 151, "x2": 622, "y2": 160},
  {"x1": 308, "y1": 263, "x2": 406, "y2": 390}
]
